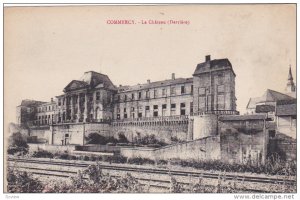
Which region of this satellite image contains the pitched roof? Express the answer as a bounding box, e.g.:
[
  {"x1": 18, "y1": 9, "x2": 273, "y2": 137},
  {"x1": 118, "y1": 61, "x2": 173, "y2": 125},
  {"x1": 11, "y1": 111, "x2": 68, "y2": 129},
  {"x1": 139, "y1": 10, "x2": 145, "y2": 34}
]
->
[
  {"x1": 19, "y1": 99, "x2": 46, "y2": 107},
  {"x1": 246, "y1": 89, "x2": 295, "y2": 109},
  {"x1": 262, "y1": 89, "x2": 294, "y2": 102},
  {"x1": 117, "y1": 77, "x2": 193, "y2": 92},
  {"x1": 193, "y1": 58, "x2": 235, "y2": 76},
  {"x1": 80, "y1": 71, "x2": 117, "y2": 90},
  {"x1": 219, "y1": 114, "x2": 266, "y2": 121},
  {"x1": 276, "y1": 99, "x2": 296, "y2": 116}
]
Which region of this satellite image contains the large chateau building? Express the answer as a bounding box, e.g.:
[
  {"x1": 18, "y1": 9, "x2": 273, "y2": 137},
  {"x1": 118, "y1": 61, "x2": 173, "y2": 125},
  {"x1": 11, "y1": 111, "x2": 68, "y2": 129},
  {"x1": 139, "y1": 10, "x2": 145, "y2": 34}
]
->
[
  {"x1": 17, "y1": 55, "x2": 238, "y2": 126},
  {"x1": 14, "y1": 55, "x2": 296, "y2": 164}
]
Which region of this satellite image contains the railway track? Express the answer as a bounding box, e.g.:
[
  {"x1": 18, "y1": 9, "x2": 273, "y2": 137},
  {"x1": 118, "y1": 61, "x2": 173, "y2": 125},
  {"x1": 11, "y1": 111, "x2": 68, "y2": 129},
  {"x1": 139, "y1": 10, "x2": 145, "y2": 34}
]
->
[{"x1": 8, "y1": 157, "x2": 296, "y2": 186}]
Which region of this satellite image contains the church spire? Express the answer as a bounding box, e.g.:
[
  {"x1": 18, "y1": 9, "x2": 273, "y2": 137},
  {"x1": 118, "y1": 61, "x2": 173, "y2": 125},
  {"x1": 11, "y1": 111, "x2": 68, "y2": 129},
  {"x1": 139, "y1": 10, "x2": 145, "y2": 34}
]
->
[
  {"x1": 286, "y1": 65, "x2": 295, "y2": 93},
  {"x1": 288, "y1": 65, "x2": 293, "y2": 81}
]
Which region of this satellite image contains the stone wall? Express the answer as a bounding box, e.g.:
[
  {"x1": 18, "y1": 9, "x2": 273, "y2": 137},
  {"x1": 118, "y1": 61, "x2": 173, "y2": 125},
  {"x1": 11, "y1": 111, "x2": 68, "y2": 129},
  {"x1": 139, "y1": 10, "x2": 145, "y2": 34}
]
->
[
  {"x1": 28, "y1": 143, "x2": 76, "y2": 154},
  {"x1": 120, "y1": 136, "x2": 221, "y2": 161},
  {"x1": 111, "y1": 122, "x2": 189, "y2": 143},
  {"x1": 192, "y1": 114, "x2": 217, "y2": 140},
  {"x1": 268, "y1": 133, "x2": 296, "y2": 161},
  {"x1": 219, "y1": 120, "x2": 268, "y2": 164}
]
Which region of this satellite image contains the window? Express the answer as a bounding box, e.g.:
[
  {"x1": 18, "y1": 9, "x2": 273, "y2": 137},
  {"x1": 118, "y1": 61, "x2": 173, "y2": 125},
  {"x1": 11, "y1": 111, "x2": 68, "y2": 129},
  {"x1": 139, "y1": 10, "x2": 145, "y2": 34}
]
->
[
  {"x1": 181, "y1": 86, "x2": 185, "y2": 94},
  {"x1": 171, "y1": 87, "x2": 176, "y2": 95},
  {"x1": 199, "y1": 87, "x2": 206, "y2": 95},
  {"x1": 153, "y1": 111, "x2": 158, "y2": 117},
  {"x1": 180, "y1": 103, "x2": 186, "y2": 115},
  {"x1": 199, "y1": 97, "x2": 206, "y2": 110},
  {"x1": 171, "y1": 104, "x2": 176, "y2": 116},
  {"x1": 162, "y1": 104, "x2": 167, "y2": 109},
  {"x1": 145, "y1": 106, "x2": 150, "y2": 110},
  {"x1": 190, "y1": 102, "x2": 193, "y2": 114},
  {"x1": 218, "y1": 74, "x2": 224, "y2": 85},
  {"x1": 217, "y1": 94, "x2": 225, "y2": 110},
  {"x1": 124, "y1": 108, "x2": 127, "y2": 112},
  {"x1": 217, "y1": 85, "x2": 224, "y2": 93},
  {"x1": 117, "y1": 108, "x2": 120, "y2": 113},
  {"x1": 131, "y1": 107, "x2": 135, "y2": 112},
  {"x1": 138, "y1": 92, "x2": 142, "y2": 99},
  {"x1": 131, "y1": 93, "x2": 135, "y2": 100},
  {"x1": 138, "y1": 113, "x2": 142, "y2": 118},
  {"x1": 117, "y1": 95, "x2": 120, "y2": 101},
  {"x1": 154, "y1": 90, "x2": 157, "y2": 98},
  {"x1": 191, "y1": 85, "x2": 193, "y2": 94},
  {"x1": 65, "y1": 134, "x2": 69, "y2": 137},
  {"x1": 153, "y1": 105, "x2": 158, "y2": 109},
  {"x1": 124, "y1": 94, "x2": 127, "y2": 101},
  {"x1": 96, "y1": 92, "x2": 100, "y2": 100},
  {"x1": 124, "y1": 113, "x2": 127, "y2": 119},
  {"x1": 117, "y1": 114, "x2": 120, "y2": 119},
  {"x1": 162, "y1": 88, "x2": 166, "y2": 96},
  {"x1": 146, "y1": 91, "x2": 150, "y2": 98}
]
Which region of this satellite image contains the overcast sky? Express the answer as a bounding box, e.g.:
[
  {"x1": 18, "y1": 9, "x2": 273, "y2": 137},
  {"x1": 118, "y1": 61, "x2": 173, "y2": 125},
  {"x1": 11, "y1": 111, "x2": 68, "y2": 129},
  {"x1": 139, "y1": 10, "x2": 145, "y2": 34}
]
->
[{"x1": 4, "y1": 4, "x2": 296, "y2": 124}]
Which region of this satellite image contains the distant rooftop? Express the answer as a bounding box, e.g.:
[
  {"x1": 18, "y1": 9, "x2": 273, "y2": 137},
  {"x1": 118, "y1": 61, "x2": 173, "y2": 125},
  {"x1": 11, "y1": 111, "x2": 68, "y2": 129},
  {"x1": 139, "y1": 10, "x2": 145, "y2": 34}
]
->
[
  {"x1": 247, "y1": 89, "x2": 295, "y2": 109},
  {"x1": 219, "y1": 114, "x2": 266, "y2": 121},
  {"x1": 117, "y1": 77, "x2": 193, "y2": 92}
]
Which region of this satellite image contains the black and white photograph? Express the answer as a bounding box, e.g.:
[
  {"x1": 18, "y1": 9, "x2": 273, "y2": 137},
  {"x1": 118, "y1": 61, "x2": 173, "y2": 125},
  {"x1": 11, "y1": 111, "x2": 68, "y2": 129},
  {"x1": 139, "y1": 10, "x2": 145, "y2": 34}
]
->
[{"x1": 2, "y1": 2, "x2": 297, "y2": 198}]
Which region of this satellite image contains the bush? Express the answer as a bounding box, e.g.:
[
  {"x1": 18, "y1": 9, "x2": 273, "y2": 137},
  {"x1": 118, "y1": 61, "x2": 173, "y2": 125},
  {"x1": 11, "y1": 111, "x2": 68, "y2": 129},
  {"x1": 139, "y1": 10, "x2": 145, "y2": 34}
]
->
[
  {"x1": 7, "y1": 132, "x2": 29, "y2": 155},
  {"x1": 118, "y1": 133, "x2": 129, "y2": 143},
  {"x1": 86, "y1": 133, "x2": 117, "y2": 145},
  {"x1": 128, "y1": 157, "x2": 155, "y2": 165},
  {"x1": 83, "y1": 155, "x2": 90, "y2": 161},
  {"x1": 157, "y1": 159, "x2": 168, "y2": 165},
  {"x1": 133, "y1": 134, "x2": 167, "y2": 146},
  {"x1": 107, "y1": 155, "x2": 127, "y2": 164},
  {"x1": 146, "y1": 144, "x2": 161, "y2": 148},
  {"x1": 32, "y1": 150, "x2": 54, "y2": 158},
  {"x1": 58, "y1": 153, "x2": 70, "y2": 160},
  {"x1": 7, "y1": 168, "x2": 44, "y2": 193},
  {"x1": 169, "y1": 159, "x2": 297, "y2": 176}
]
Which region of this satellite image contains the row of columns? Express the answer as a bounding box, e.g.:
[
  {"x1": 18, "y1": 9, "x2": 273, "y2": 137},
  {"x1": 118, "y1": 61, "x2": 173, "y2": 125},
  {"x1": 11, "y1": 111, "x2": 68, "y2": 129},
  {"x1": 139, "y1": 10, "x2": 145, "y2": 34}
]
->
[{"x1": 63, "y1": 93, "x2": 89, "y2": 122}]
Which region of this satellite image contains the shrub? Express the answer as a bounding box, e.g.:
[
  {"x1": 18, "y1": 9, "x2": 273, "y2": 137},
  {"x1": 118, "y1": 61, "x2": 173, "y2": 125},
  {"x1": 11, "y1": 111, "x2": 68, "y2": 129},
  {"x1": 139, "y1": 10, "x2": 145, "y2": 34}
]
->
[
  {"x1": 32, "y1": 150, "x2": 54, "y2": 158},
  {"x1": 146, "y1": 144, "x2": 161, "y2": 148},
  {"x1": 107, "y1": 155, "x2": 127, "y2": 164},
  {"x1": 128, "y1": 157, "x2": 155, "y2": 165},
  {"x1": 133, "y1": 134, "x2": 167, "y2": 146},
  {"x1": 118, "y1": 133, "x2": 129, "y2": 143},
  {"x1": 157, "y1": 159, "x2": 168, "y2": 165},
  {"x1": 86, "y1": 133, "x2": 107, "y2": 145},
  {"x1": 7, "y1": 132, "x2": 29, "y2": 156},
  {"x1": 7, "y1": 168, "x2": 44, "y2": 193},
  {"x1": 46, "y1": 164, "x2": 144, "y2": 193},
  {"x1": 58, "y1": 153, "x2": 70, "y2": 160},
  {"x1": 83, "y1": 155, "x2": 90, "y2": 161}
]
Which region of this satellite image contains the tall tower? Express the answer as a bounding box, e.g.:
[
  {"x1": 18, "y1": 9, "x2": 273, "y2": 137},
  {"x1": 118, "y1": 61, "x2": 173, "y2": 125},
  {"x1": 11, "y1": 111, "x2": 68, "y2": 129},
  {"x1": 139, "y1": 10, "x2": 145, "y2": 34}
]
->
[
  {"x1": 285, "y1": 65, "x2": 296, "y2": 93},
  {"x1": 192, "y1": 55, "x2": 237, "y2": 114}
]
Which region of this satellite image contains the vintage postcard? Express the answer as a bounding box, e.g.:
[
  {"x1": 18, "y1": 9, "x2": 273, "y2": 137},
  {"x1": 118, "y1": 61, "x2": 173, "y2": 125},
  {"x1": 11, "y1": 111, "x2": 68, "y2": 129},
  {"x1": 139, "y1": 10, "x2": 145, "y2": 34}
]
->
[{"x1": 3, "y1": 3, "x2": 297, "y2": 197}]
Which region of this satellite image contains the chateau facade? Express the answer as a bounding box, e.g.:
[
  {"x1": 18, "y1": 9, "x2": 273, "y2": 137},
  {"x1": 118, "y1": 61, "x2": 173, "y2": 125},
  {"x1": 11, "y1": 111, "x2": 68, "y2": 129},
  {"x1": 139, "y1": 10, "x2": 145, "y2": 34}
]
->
[{"x1": 17, "y1": 55, "x2": 238, "y2": 127}]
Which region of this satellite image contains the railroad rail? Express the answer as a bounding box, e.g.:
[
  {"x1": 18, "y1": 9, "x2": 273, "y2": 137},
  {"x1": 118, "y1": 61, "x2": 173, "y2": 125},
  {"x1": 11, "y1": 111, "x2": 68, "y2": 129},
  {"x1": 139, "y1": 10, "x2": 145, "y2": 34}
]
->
[{"x1": 7, "y1": 157, "x2": 296, "y2": 193}]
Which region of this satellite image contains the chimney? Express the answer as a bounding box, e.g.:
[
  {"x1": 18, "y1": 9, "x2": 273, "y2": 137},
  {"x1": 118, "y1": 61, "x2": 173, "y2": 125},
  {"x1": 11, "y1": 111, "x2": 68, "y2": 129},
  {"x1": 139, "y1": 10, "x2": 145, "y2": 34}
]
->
[
  {"x1": 119, "y1": 84, "x2": 122, "y2": 87},
  {"x1": 172, "y1": 73, "x2": 175, "y2": 80},
  {"x1": 147, "y1": 79, "x2": 151, "y2": 84},
  {"x1": 51, "y1": 98, "x2": 53, "y2": 102},
  {"x1": 205, "y1": 55, "x2": 211, "y2": 62}
]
